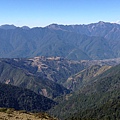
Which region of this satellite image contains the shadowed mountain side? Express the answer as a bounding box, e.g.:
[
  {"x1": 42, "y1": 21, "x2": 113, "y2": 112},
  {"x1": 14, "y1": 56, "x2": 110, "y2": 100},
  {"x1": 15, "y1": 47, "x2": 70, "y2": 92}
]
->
[{"x1": 0, "y1": 83, "x2": 56, "y2": 112}]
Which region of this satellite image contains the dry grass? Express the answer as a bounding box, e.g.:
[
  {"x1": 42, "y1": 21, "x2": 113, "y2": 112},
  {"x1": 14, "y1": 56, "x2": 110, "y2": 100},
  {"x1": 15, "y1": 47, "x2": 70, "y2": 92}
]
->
[{"x1": 0, "y1": 108, "x2": 57, "y2": 120}]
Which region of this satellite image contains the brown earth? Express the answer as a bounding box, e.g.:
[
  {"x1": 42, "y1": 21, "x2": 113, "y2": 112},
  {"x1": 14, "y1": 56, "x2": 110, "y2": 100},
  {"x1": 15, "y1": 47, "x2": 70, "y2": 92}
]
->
[{"x1": 0, "y1": 108, "x2": 57, "y2": 120}]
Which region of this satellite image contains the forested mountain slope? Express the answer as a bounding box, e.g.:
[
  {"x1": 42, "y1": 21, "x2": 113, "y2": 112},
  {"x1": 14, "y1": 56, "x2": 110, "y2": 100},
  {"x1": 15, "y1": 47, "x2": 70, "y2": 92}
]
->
[
  {"x1": 49, "y1": 64, "x2": 120, "y2": 120},
  {"x1": 0, "y1": 83, "x2": 56, "y2": 112}
]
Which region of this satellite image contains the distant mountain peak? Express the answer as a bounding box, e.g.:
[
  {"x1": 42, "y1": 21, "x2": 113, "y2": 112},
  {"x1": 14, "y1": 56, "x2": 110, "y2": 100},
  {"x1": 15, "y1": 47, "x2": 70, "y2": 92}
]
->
[
  {"x1": 0, "y1": 24, "x2": 30, "y2": 30},
  {"x1": 47, "y1": 24, "x2": 63, "y2": 30},
  {"x1": 98, "y1": 21, "x2": 105, "y2": 24},
  {"x1": 0, "y1": 24, "x2": 17, "y2": 29},
  {"x1": 21, "y1": 26, "x2": 30, "y2": 30}
]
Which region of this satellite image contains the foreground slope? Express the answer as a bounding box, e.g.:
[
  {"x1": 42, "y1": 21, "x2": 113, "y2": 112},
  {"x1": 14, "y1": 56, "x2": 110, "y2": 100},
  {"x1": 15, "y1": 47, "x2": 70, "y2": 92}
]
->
[
  {"x1": 49, "y1": 64, "x2": 120, "y2": 120},
  {"x1": 0, "y1": 108, "x2": 57, "y2": 120},
  {"x1": 0, "y1": 83, "x2": 56, "y2": 112}
]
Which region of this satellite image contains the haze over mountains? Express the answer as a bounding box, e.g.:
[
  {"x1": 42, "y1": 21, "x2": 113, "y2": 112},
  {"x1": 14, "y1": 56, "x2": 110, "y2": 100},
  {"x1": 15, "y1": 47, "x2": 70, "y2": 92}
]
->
[{"x1": 0, "y1": 21, "x2": 120, "y2": 60}]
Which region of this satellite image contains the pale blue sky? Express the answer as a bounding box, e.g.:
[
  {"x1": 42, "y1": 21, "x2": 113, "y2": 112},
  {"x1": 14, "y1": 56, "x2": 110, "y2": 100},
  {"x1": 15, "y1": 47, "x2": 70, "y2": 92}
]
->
[{"x1": 0, "y1": 0, "x2": 120, "y2": 27}]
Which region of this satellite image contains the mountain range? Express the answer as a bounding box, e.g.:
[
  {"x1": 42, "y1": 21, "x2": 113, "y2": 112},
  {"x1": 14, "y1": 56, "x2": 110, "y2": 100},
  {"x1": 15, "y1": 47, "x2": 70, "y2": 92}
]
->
[
  {"x1": 0, "y1": 21, "x2": 120, "y2": 120},
  {"x1": 0, "y1": 56, "x2": 120, "y2": 95},
  {"x1": 0, "y1": 21, "x2": 120, "y2": 60},
  {"x1": 0, "y1": 57, "x2": 120, "y2": 119},
  {"x1": 0, "y1": 57, "x2": 120, "y2": 99}
]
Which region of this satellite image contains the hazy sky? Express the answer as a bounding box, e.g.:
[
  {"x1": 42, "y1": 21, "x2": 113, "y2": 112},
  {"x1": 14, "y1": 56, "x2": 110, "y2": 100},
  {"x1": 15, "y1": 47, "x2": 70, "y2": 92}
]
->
[{"x1": 0, "y1": 0, "x2": 120, "y2": 27}]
